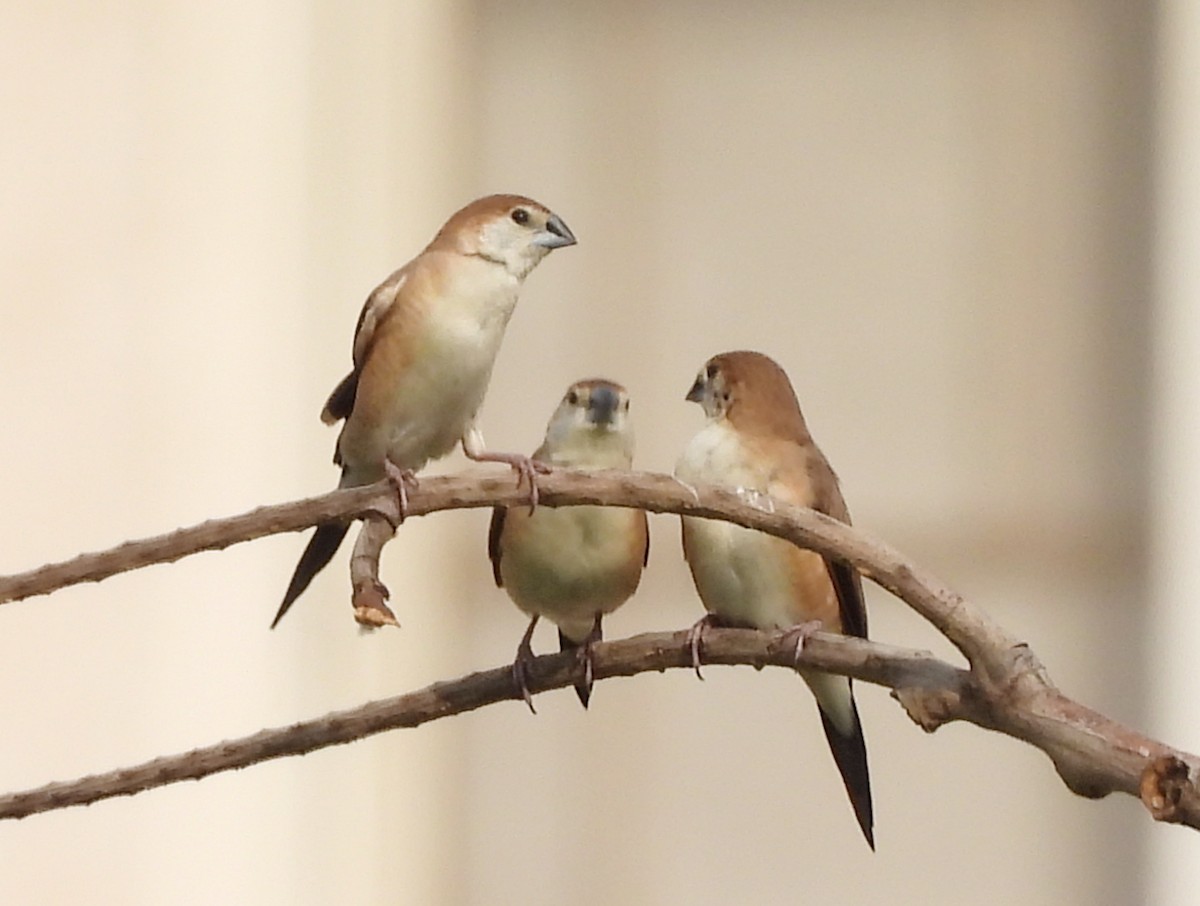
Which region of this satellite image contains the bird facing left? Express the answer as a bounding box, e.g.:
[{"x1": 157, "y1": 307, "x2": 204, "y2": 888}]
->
[
  {"x1": 675, "y1": 350, "x2": 875, "y2": 849},
  {"x1": 272, "y1": 194, "x2": 576, "y2": 628}
]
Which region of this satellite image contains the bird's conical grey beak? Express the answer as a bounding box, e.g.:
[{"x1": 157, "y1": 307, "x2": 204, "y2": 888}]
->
[
  {"x1": 588, "y1": 385, "x2": 620, "y2": 425},
  {"x1": 686, "y1": 378, "x2": 705, "y2": 403},
  {"x1": 535, "y1": 213, "x2": 577, "y2": 249}
]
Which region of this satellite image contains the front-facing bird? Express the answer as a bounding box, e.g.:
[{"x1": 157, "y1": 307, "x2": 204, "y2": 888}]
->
[
  {"x1": 273, "y1": 194, "x2": 576, "y2": 628},
  {"x1": 674, "y1": 350, "x2": 875, "y2": 849},
  {"x1": 489, "y1": 380, "x2": 649, "y2": 710}
]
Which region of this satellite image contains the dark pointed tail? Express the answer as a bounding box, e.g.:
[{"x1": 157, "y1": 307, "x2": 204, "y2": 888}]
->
[
  {"x1": 271, "y1": 521, "x2": 350, "y2": 628},
  {"x1": 818, "y1": 694, "x2": 875, "y2": 850},
  {"x1": 558, "y1": 629, "x2": 591, "y2": 709}
]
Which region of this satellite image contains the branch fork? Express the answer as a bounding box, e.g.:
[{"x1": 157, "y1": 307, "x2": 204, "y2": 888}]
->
[{"x1": 0, "y1": 468, "x2": 1195, "y2": 828}]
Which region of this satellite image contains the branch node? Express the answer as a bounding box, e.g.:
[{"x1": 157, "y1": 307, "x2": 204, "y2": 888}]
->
[
  {"x1": 352, "y1": 580, "x2": 398, "y2": 629},
  {"x1": 892, "y1": 685, "x2": 962, "y2": 732},
  {"x1": 349, "y1": 515, "x2": 399, "y2": 629},
  {"x1": 1140, "y1": 754, "x2": 1194, "y2": 823},
  {"x1": 998, "y1": 643, "x2": 1053, "y2": 694}
]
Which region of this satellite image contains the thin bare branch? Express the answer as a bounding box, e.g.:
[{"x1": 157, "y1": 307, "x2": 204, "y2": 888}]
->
[
  {"x1": 0, "y1": 627, "x2": 983, "y2": 821},
  {"x1": 0, "y1": 468, "x2": 1196, "y2": 828},
  {"x1": 0, "y1": 469, "x2": 1009, "y2": 664}
]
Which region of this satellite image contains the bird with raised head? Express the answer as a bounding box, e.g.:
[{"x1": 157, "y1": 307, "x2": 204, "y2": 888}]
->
[{"x1": 273, "y1": 194, "x2": 576, "y2": 628}]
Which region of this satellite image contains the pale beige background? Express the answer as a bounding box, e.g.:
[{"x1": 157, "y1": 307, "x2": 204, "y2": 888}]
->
[{"x1": 0, "y1": 2, "x2": 1193, "y2": 904}]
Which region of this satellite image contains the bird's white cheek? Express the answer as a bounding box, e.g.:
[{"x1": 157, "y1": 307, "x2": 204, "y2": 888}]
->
[
  {"x1": 479, "y1": 220, "x2": 550, "y2": 279},
  {"x1": 513, "y1": 243, "x2": 550, "y2": 277}
]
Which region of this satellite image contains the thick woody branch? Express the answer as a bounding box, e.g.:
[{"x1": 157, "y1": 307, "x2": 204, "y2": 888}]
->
[{"x1": 0, "y1": 468, "x2": 1196, "y2": 827}]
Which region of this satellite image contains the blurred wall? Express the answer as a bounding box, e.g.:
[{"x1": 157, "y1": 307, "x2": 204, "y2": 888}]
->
[
  {"x1": 1149, "y1": 0, "x2": 1200, "y2": 900},
  {"x1": 0, "y1": 2, "x2": 1173, "y2": 904}
]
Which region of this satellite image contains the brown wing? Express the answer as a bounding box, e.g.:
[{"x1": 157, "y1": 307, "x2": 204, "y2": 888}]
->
[
  {"x1": 319, "y1": 265, "x2": 409, "y2": 426},
  {"x1": 765, "y1": 433, "x2": 868, "y2": 640},
  {"x1": 351, "y1": 266, "x2": 407, "y2": 366},
  {"x1": 487, "y1": 507, "x2": 506, "y2": 587},
  {"x1": 809, "y1": 454, "x2": 868, "y2": 640},
  {"x1": 322, "y1": 371, "x2": 358, "y2": 426},
  {"x1": 487, "y1": 439, "x2": 551, "y2": 588},
  {"x1": 824, "y1": 559, "x2": 867, "y2": 640}
]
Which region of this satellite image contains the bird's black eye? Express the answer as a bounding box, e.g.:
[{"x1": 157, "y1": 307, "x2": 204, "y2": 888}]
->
[
  {"x1": 511, "y1": 208, "x2": 530, "y2": 225},
  {"x1": 622, "y1": 399, "x2": 630, "y2": 411},
  {"x1": 566, "y1": 390, "x2": 579, "y2": 405},
  {"x1": 706, "y1": 363, "x2": 719, "y2": 379}
]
